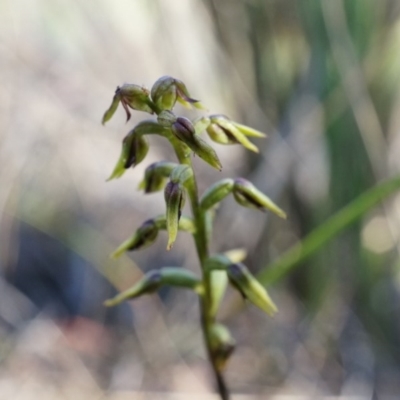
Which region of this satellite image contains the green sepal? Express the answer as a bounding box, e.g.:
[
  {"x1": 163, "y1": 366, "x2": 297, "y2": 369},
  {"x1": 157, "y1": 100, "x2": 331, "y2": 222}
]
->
[
  {"x1": 193, "y1": 116, "x2": 211, "y2": 134},
  {"x1": 151, "y1": 76, "x2": 177, "y2": 111},
  {"x1": 133, "y1": 120, "x2": 168, "y2": 136},
  {"x1": 164, "y1": 181, "x2": 186, "y2": 250},
  {"x1": 200, "y1": 178, "x2": 235, "y2": 211},
  {"x1": 212, "y1": 117, "x2": 259, "y2": 153},
  {"x1": 107, "y1": 120, "x2": 168, "y2": 181},
  {"x1": 174, "y1": 79, "x2": 205, "y2": 110},
  {"x1": 172, "y1": 118, "x2": 222, "y2": 171},
  {"x1": 153, "y1": 214, "x2": 196, "y2": 234},
  {"x1": 117, "y1": 84, "x2": 156, "y2": 120},
  {"x1": 157, "y1": 110, "x2": 177, "y2": 127},
  {"x1": 111, "y1": 215, "x2": 195, "y2": 259},
  {"x1": 209, "y1": 323, "x2": 236, "y2": 372},
  {"x1": 205, "y1": 209, "x2": 216, "y2": 244},
  {"x1": 233, "y1": 178, "x2": 287, "y2": 218},
  {"x1": 206, "y1": 122, "x2": 237, "y2": 145},
  {"x1": 233, "y1": 122, "x2": 266, "y2": 138},
  {"x1": 139, "y1": 161, "x2": 178, "y2": 193},
  {"x1": 205, "y1": 254, "x2": 231, "y2": 272},
  {"x1": 104, "y1": 267, "x2": 202, "y2": 307},
  {"x1": 111, "y1": 219, "x2": 158, "y2": 259},
  {"x1": 223, "y1": 248, "x2": 247, "y2": 263},
  {"x1": 104, "y1": 270, "x2": 162, "y2": 306},
  {"x1": 158, "y1": 267, "x2": 202, "y2": 292},
  {"x1": 170, "y1": 164, "x2": 193, "y2": 186},
  {"x1": 102, "y1": 93, "x2": 121, "y2": 125},
  {"x1": 210, "y1": 270, "x2": 229, "y2": 317},
  {"x1": 107, "y1": 131, "x2": 149, "y2": 181},
  {"x1": 227, "y1": 263, "x2": 278, "y2": 316},
  {"x1": 151, "y1": 76, "x2": 205, "y2": 111},
  {"x1": 207, "y1": 251, "x2": 247, "y2": 315},
  {"x1": 190, "y1": 136, "x2": 222, "y2": 171}
]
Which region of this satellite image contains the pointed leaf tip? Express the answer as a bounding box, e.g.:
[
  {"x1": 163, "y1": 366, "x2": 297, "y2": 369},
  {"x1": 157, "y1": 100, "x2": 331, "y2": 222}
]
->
[{"x1": 102, "y1": 93, "x2": 121, "y2": 125}]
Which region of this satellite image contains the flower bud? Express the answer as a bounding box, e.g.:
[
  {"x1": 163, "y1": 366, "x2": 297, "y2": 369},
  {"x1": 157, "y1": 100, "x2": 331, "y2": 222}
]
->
[
  {"x1": 104, "y1": 267, "x2": 202, "y2": 307},
  {"x1": 172, "y1": 117, "x2": 222, "y2": 171},
  {"x1": 158, "y1": 267, "x2": 202, "y2": 292},
  {"x1": 111, "y1": 219, "x2": 159, "y2": 259},
  {"x1": 233, "y1": 178, "x2": 287, "y2": 218},
  {"x1": 171, "y1": 117, "x2": 196, "y2": 141},
  {"x1": 205, "y1": 251, "x2": 246, "y2": 317},
  {"x1": 151, "y1": 75, "x2": 205, "y2": 111},
  {"x1": 200, "y1": 179, "x2": 235, "y2": 211},
  {"x1": 117, "y1": 84, "x2": 156, "y2": 121},
  {"x1": 164, "y1": 181, "x2": 186, "y2": 250},
  {"x1": 206, "y1": 122, "x2": 237, "y2": 145},
  {"x1": 151, "y1": 76, "x2": 177, "y2": 111},
  {"x1": 227, "y1": 263, "x2": 278, "y2": 316},
  {"x1": 104, "y1": 269, "x2": 163, "y2": 306},
  {"x1": 139, "y1": 161, "x2": 178, "y2": 193},
  {"x1": 107, "y1": 130, "x2": 149, "y2": 181},
  {"x1": 205, "y1": 115, "x2": 266, "y2": 153},
  {"x1": 209, "y1": 323, "x2": 236, "y2": 372}
]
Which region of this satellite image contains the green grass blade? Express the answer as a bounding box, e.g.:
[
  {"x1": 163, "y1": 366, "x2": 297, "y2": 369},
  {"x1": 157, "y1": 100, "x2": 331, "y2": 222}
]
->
[{"x1": 258, "y1": 176, "x2": 400, "y2": 285}]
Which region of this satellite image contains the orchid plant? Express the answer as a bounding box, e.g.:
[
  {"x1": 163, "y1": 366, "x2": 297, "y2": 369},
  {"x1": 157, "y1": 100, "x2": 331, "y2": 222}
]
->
[{"x1": 102, "y1": 76, "x2": 286, "y2": 399}]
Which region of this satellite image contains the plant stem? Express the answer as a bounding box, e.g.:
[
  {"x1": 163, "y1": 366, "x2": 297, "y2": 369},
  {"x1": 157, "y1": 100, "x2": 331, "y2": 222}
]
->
[{"x1": 170, "y1": 137, "x2": 230, "y2": 400}]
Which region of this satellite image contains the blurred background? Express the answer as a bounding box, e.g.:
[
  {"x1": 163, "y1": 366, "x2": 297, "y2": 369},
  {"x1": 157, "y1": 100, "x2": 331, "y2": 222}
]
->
[{"x1": 1, "y1": 0, "x2": 400, "y2": 399}]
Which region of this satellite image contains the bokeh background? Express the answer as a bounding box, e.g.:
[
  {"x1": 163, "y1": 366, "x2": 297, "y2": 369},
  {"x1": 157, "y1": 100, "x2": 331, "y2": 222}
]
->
[{"x1": 1, "y1": 0, "x2": 400, "y2": 399}]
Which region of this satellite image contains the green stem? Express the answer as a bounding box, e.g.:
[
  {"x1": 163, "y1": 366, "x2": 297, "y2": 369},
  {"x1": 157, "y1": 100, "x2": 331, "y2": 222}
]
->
[
  {"x1": 170, "y1": 136, "x2": 229, "y2": 400},
  {"x1": 258, "y1": 175, "x2": 400, "y2": 285}
]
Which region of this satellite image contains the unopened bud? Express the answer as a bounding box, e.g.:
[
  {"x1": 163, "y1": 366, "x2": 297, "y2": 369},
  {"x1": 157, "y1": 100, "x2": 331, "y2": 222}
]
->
[
  {"x1": 158, "y1": 267, "x2": 202, "y2": 292},
  {"x1": 104, "y1": 267, "x2": 202, "y2": 307},
  {"x1": 227, "y1": 263, "x2": 278, "y2": 316},
  {"x1": 117, "y1": 84, "x2": 156, "y2": 121},
  {"x1": 151, "y1": 76, "x2": 205, "y2": 111},
  {"x1": 200, "y1": 179, "x2": 234, "y2": 211},
  {"x1": 104, "y1": 270, "x2": 163, "y2": 306},
  {"x1": 206, "y1": 122, "x2": 237, "y2": 145},
  {"x1": 111, "y1": 219, "x2": 159, "y2": 259},
  {"x1": 171, "y1": 117, "x2": 196, "y2": 141},
  {"x1": 172, "y1": 117, "x2": 222, "y2": 171},
  {"x1": 233, "y1": 178, "x2": 286, "y2": 218},
  {"x1": 107, "y1": 131, "x2": 149, "y2": 181},
  {"x1": 164, "y1": 181, "x2": 186, "y2": 250},
  {"x1": 139, "y1": 161, "x2": 178, "y2": 193},
  {"x1": 151, "y1": 76, "x2": 177, "y2": 111},
  {"x1": 206, "y1": 115, "x2": 266, "y2": 153},
  {"x1": 209, "y1": 323, "x2": 236, "y2": 372}
]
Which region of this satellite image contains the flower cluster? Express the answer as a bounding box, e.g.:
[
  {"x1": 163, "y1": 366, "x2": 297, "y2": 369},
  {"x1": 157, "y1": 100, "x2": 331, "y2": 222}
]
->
[{"x1": 101, "y1": 76, "x2": 286, "y2": 399}]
